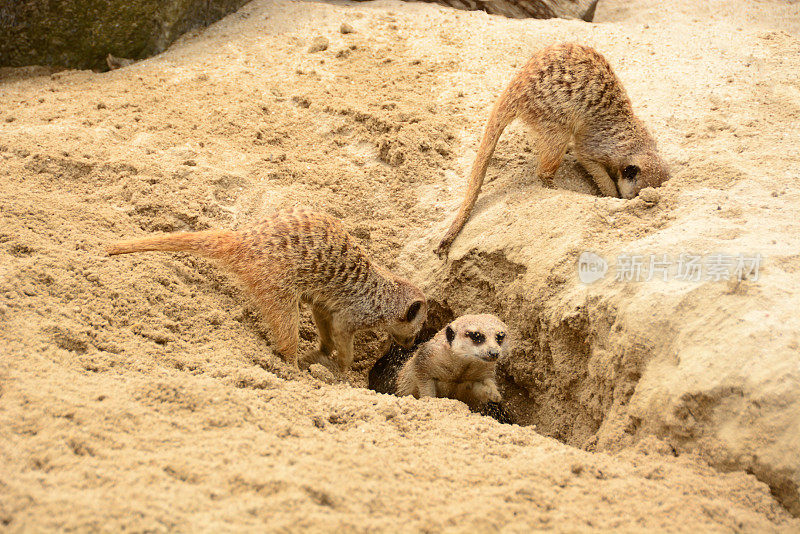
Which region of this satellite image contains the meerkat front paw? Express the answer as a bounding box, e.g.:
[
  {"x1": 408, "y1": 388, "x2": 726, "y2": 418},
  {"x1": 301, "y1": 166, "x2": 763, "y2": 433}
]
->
[
  {"x1": 300, "y1": 349, "x2": 340, "y2": 374},
  {"x1": 471, "y1": 380, "x2": 501, "y2": 404},
  {"x1": 484, "y1": 380, "x2": 502, "y2": 403}
]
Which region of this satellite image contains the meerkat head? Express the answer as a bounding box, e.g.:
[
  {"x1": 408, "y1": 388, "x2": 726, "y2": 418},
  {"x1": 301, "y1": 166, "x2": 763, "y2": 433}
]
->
[
  {"x1": 616, "y1": 151, "x2": 670, "y2": 199},
  {"x1": 616, "y1": 127, "x2": 670, "y2": 199},
  {"x1": 385, "y1": 280, "x2": 427, "y2": 349},
  {"x1": 444, "y1": 314, "x2": 509, "y2": 364}
]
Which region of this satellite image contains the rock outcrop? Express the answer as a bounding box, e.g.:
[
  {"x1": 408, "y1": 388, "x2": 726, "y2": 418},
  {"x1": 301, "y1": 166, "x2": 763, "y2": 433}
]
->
[
  {"x1": 0, "y1": 0, "x2": 249, "y2": 70},
  {"x1": 353, "y1": 0, "x2": 598, "y2": 21}
]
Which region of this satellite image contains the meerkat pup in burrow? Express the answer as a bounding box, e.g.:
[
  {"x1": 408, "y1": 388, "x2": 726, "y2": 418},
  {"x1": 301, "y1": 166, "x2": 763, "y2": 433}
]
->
[
  {"x1": 436, "y1": 42, "x2": 670, "y2": 255},
  {"x1": 106, "y1": 208, "x2": 427, "y2": 371},
  {"x1": 396, "y1": 314, "x2": 509, "y2": 410}
]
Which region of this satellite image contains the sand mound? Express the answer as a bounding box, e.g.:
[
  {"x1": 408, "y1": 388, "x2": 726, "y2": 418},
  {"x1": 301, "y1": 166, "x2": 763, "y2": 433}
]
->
[{"x1": 1, "y1": 0, "x2": 799, "y2": 530}]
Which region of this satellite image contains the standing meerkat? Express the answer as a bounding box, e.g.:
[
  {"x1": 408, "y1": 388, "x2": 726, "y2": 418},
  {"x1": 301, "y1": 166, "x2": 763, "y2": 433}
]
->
[
  {"x1": 436, "y1": 42, "x2": 670, "y2": 255},
  {"x1": 106, "y1": 208, "x2": 427, "y2": 371},
  {"x1": 396, "y1": 314, "x2": 509, "y2": 410}
]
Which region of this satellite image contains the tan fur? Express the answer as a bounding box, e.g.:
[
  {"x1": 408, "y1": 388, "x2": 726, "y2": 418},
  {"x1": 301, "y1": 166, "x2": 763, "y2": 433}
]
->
[
  {"x1": 396, "y1": 314, "x2": 509, "y2": 409},
  {"x1": 107, "y1": 208, "x2": 427, "y2": 370},
  {"x1": 436, "y1": 43, "x2": 670, "y2": 255}
]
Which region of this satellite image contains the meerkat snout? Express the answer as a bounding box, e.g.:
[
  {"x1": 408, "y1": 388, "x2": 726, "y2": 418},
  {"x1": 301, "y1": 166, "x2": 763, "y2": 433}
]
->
[
  {"x1": 617, "y1": 164, "x2": 643, "y2": 199},
  {"x1": 447, "y1": 322, "x2": 507, "y2": 363}
]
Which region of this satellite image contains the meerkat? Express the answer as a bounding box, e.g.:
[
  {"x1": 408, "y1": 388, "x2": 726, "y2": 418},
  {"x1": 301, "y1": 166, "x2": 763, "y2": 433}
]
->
[
  {"x1": 436, "y1": 43, "x2": 670, "y2": 255},
  {"x1": 106, "y1": 208, "x2": 427, "y2": 371},
  {"x1": 396, "y1": 314, "x2": 509, "y2": 410}
]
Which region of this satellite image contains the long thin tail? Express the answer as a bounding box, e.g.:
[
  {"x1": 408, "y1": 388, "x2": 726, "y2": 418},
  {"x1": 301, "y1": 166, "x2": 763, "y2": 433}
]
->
[
  {"x1": 436, "y1": 91, "x2": 514, "y2": 257},
  {"x1": 106, "y1": 230, "x2": 239, "y2": 258}
]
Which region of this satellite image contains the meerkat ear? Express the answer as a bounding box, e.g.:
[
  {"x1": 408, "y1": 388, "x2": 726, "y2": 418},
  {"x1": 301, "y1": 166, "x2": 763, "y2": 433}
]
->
[
  {"x1": 445, "y1": 325, "x2": 455, "y2": 345},
  {"x1": 622, "y1": 164, "x2": 640, "y2": 181},
  {"x1": 405, "y1": 300, "x2": 423, "y2": 322}
]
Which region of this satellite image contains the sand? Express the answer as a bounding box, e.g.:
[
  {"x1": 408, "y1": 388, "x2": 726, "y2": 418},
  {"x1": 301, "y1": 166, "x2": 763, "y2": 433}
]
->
[{"x1": 1, "y1": 0, "x2": 799, "y2": 530}]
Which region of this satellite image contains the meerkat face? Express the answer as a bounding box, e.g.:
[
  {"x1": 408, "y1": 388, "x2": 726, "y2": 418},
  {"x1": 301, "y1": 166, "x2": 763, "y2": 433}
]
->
[
  {"x1": 445, "y1": 315, "x2": 509, "y2": 364},
  {"x1": 617, "y1": 152, "x2": 670, "y2": 199},
  {"x1": 386, "y1": 296, "x2": 427, "y2": 349}
]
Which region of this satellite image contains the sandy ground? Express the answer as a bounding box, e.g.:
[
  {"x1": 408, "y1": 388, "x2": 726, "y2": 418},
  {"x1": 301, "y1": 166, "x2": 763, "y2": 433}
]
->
[{"x1": 1, "y1": 0, "x2": 800, "y2": 531}]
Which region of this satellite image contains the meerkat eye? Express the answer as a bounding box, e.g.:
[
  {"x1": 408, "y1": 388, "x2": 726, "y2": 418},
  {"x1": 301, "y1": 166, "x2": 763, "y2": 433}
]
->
[
  {"x1": 405, "y1": 300, "x2": 423, "y2": 322},
  {"x1": 445, "y1": 325, "x2": 455, "y2": 344},
  {"x1": 622, "y1": 165, "x2": 640, "y2": 181},
  {"x1": 496, "y1": 332, "x2": 505, "y2": 345},
  {"x1": 466, "y1": 331, "x2": 485, "y2": 344}
]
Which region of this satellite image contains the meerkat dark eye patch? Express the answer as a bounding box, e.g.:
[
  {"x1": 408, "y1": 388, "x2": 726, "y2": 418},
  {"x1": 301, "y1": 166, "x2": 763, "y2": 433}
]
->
[
  {"x1": 405, "y1": 300, "x2": 423, "y2": 322},
  {"x1": 496, "y1": 332, "x2": 505, "y2": 345},
  {"x1": 466, "y1": 331, "x2": 485, "y2": 344},
  {"x1": 622, "y1": 164, "x2": 640, "y2": 181},
  {"x1": 445, "y1": 325, "x2": 455, "y2": 344}
]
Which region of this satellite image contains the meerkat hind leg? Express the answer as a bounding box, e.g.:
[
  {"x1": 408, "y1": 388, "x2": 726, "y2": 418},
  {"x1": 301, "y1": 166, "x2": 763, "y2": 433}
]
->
[
  {"x1": 299, "y1": 306, "x2": 338, "y2": 371},
  {"x1": 311, "y1": 306, "x2": 335, "y2": 356},
  {"x1": 533, "y1": 124, "x2": 571, "y2": 188},
  {"x1": 256, "y1": 289, "x2": 301, "y2": 368}
]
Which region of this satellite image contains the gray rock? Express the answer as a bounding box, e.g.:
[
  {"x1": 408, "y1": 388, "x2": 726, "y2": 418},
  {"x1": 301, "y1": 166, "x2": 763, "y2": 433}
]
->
[
  {"x1": 0, "y1": 0, "x2": 250, "y2": 70},
  {"x1": 350, "y1": 0, "x2": 598, "y2": 21}
]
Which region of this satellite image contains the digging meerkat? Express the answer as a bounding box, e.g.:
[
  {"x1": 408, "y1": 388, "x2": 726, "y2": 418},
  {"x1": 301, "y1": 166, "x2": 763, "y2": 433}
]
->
[
  {"x1": 396, "y1": 314, "x2": 509, "y2": 409},
  {"x1": 106, "y1": 208, "x2": 427, "y2": 371},
  {"x1": 436, "y1": 42, "x2": 670, "y2": 255}
]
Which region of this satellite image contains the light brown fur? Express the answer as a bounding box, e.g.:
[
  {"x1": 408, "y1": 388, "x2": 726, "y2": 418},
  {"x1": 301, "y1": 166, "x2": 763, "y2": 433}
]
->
[
  {"x1": 396, "y1": 314, "x2": 509, "y2": 410},
  {"x1": 106, "y1": 208, "x2": 427, "y2": 370},
  {"x1": 436, "y1": 43, "x2": 670, "y2": 255}
]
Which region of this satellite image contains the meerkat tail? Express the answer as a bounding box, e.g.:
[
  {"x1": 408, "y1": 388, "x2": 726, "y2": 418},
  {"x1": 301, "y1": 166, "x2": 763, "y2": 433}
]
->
[
  {"x1": 106, "y1": 230, "x2": 239, "y2": 258},
  {"x1": 437, "y1": 92, "x2": 514, "y2": 255}
]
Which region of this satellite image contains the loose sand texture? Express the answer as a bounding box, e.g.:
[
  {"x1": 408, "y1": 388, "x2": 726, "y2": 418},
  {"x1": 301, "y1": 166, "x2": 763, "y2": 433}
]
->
[{"x1": 1, "y1": 0, "x2": 799, "y2": 531}]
